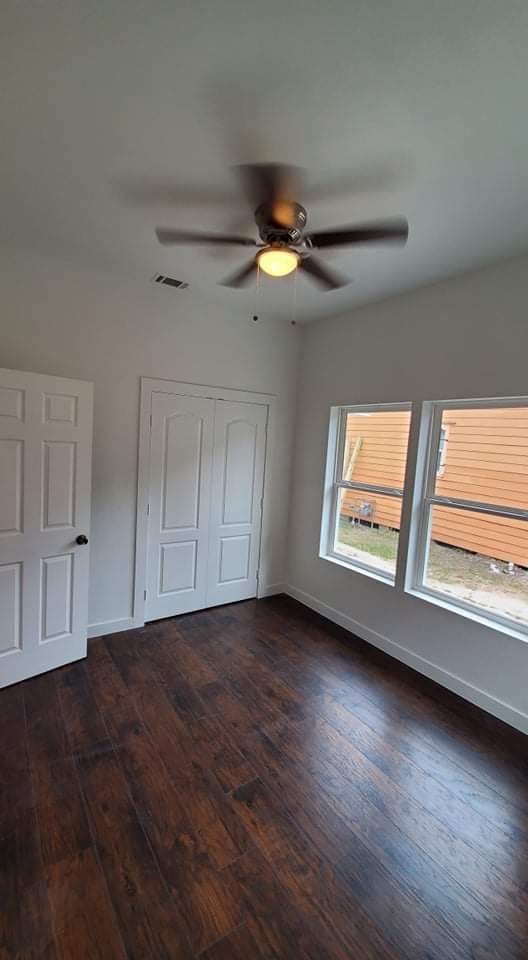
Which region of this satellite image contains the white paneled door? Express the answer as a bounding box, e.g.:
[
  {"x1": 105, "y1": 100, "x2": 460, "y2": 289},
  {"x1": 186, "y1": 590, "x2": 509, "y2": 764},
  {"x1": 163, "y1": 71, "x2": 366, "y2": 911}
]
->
[
  {"x1": 206, "y1": 400, "x2": 267, "y2": 607},
  {"x1": 0, "y1": 368, "x2": 93, "y2": 688},
  {"x1": 145, "y1": 392, "x2": 267, "y2": 620},
  {"x1": 145, "y1": 393, "x2": 214, "y2": 620}
]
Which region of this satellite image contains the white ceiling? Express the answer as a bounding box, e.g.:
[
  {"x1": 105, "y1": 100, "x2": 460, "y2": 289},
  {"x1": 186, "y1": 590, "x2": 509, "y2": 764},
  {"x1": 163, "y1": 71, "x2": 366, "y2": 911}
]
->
[{"x1": 2, "y1": 0, "x2": 528, "y2": 324}]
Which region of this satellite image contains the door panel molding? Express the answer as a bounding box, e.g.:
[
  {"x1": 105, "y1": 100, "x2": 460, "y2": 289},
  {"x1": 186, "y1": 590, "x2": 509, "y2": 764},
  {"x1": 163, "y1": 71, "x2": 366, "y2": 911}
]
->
[
  {"x1": 134, "y1": 378, "x2": 274, "y2": 626},
  {"x1": 159, "y1": 540, "x2": 197, "y2": 595},
  {"x1": 0, "y1": 438, "x2": 23, "y2": 534},
  {"x1": 161, "y1": 411, "x2": 204, "y2": 531},
  {"x1": 221, "y1": 419, "x2": 257, "y2": 525},
  {"x1": 218, "y1": 534, "x2": 251, "y2": 583},
  {"x1": 40, "y1": 552, "x2": 74, "y2": 642},
  {"x1": 41, "y1": 440, "x2": 77, "y2": 530},
  {"x1": 0, "y1": 561, "x2": 22, "y2": 653}
]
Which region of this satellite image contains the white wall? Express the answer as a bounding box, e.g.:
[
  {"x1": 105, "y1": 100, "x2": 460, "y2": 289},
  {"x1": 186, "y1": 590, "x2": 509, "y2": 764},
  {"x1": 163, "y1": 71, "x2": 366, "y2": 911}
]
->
[
  {"x1": 0, "y1": 250, "x2": 299, "y2": 632},
  {"x1": 287, "y1": 254, "x2": 528, "y2": 733},
  {"x1": 2, "y1": 246, "x2": 527, "y2": 731}
]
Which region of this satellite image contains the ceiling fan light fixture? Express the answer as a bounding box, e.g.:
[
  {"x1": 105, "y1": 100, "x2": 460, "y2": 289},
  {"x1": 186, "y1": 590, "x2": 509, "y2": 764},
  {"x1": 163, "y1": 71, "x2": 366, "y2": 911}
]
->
[{"x1": 257, "y1": 245, "x2": 299, "y2": 278}]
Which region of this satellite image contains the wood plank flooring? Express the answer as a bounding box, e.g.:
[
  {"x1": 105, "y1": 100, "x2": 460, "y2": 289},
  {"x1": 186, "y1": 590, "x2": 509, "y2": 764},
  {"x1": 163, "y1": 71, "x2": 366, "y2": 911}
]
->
[{"x1": 2, "y1": 595, "x2": 528, "y2": 958}]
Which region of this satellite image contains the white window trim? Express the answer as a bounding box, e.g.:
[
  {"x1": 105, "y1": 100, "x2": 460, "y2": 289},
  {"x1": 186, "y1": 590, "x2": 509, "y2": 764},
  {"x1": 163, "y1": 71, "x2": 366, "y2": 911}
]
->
[
  {"x1": 319, "y1": 401, "x2": 412, "y2": 585},
  {"x1": 407, "y1": 395, "x2": 528, "y2": 641}
]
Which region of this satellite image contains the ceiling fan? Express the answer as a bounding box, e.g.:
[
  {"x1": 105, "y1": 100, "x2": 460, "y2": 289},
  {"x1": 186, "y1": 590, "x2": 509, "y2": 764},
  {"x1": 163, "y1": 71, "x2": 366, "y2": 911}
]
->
[{"x1": 155, "y1": 164, "x2": 408, "y2": 291}]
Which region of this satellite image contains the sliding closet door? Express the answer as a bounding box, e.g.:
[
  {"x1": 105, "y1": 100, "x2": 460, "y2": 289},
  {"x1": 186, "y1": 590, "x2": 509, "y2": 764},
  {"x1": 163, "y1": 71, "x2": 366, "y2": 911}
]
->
[
  {"x1": 206, "y1": 400, "x2": 267, "y2": 607},
  {"x1": 145, "y1": 393, "x2": 214, "y2": 620}
]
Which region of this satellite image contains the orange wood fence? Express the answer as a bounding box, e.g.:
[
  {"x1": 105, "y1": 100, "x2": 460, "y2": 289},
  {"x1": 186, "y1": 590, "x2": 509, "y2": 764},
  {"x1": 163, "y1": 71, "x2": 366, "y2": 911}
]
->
[{"x1": 340, "y1": 408, "x2": 528, "y2": 566}]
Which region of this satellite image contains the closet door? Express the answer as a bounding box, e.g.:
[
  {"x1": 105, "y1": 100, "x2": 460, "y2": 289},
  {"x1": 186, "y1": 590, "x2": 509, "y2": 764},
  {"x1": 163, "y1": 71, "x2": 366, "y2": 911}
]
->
[
  {"x1": 145, "y1": 393, "x2": 214, "y2": 620},
  {"x1": 206, "y1": 400, "x2": 267, "y2": 607}
]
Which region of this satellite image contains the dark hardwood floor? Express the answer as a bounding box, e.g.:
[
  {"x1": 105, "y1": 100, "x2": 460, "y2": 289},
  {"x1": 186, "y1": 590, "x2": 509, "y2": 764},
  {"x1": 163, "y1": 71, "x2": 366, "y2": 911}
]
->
[{"x1": 2, "y1": 595, "x2": 528, "y2": 959}]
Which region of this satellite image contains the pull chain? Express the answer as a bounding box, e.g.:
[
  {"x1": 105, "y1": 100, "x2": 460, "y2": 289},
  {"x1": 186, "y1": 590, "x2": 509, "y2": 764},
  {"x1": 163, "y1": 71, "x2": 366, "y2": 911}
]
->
[
  {"x1": 291, "y1": 264, "x2": 298, "y2": 325},
  {"x1": 253, "y1": 261, "x2": 261, "y2": 322}
]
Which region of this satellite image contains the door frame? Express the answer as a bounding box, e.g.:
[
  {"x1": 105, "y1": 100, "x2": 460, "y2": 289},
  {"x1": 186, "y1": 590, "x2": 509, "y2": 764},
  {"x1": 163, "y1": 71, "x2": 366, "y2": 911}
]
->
[{"x1": 133, "y1": 377, "x2": 275, "y2": 626}]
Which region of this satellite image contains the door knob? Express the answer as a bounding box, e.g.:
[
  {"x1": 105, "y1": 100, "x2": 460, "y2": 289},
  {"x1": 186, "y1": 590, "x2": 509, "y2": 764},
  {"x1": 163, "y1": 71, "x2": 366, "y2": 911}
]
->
[{"x1": 76, "y1": 534, "x2": 89, "y2": 545}]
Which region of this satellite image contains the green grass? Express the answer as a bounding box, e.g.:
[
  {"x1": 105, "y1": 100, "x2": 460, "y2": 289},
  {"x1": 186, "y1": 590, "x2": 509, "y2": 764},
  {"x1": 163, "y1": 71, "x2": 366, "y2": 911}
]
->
[
  {"x1": 337, "y1": 517, "x2": 528, "y2": 601},
  {"x1": 337, "y1": 522, "x2": 398, "y2": 562}
]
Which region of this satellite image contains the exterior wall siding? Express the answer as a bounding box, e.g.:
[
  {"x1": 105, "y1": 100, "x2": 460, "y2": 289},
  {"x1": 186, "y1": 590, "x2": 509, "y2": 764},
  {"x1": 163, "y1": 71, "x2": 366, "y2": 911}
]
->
[{"x1": 341, "y1": 408, "x2": 528, "y2": 566}]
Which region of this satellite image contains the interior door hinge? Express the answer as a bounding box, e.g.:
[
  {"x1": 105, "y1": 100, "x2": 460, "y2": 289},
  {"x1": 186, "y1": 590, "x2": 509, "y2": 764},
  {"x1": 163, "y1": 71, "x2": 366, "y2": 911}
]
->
[
  {"x1": 149, "y1": 413, "x2": 152, "y2": 428},
  {"x1": 144, "y1": 589, "x2": 147, "y2": 601},
  {"x1": 147, "y1": 503, "x2": 150, "y2": 516}
]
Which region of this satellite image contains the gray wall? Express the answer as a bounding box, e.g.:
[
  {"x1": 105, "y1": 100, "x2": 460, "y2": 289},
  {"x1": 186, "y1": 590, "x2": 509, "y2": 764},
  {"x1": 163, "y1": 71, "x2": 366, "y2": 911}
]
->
[
  {"x1": 288, "y1": 254, "x2": 528, "y2": 732},
  {"x1": 0, "y1": 250, "x2": 300, "y2": 631}
]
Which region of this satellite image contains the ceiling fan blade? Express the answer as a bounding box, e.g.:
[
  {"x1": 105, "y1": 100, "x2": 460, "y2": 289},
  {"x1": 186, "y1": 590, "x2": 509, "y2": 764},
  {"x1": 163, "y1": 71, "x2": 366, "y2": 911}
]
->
[
  {"x1": 299, "y1": 256, "x2": 349, "y2": 291},
  {"x1": 220, "y1": 258, "x2": 258, "y2": 288},
  {"x1": 118, "y1": 178, "x2": 236, "y2": 208},
  {"x1": 306, "y1": 218, "x2": 409, "y2": 249},
  {"x1": 156, "y1": 228, "x2": 256, "y2": 247}
]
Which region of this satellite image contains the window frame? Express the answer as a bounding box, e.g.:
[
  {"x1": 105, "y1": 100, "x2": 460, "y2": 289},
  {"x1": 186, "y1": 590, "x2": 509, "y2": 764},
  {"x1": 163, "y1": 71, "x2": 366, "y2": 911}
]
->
[
  {"x1": 409, "y1": 396, "x2": 528, "y2": 637},
  {"x1": 320, "y1": 401, "x2": 412, "y2": 584}
]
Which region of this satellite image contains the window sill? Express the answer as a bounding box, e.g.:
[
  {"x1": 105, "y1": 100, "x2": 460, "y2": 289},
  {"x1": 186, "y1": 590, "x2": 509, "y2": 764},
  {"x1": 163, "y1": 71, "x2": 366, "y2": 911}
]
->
[
  {"x1": 320, "y1": 551, "x2": 395, "y2": 587},
  {"x1": 407, "y1": 585, "x2": 528, "y2": 645}
]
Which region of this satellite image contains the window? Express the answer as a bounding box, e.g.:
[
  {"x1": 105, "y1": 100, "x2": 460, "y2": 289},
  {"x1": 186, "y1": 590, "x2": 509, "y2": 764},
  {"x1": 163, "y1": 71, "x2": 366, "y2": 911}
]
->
[
  {"x1": 321, "y1": 396, "x2": 528, "y2": 639},
  {"x1": 320, "y1": 403, "x2": 412, "y2": 582},
  {"x1": 412, "y1": 400, "x2": 528, "y2": 633}
]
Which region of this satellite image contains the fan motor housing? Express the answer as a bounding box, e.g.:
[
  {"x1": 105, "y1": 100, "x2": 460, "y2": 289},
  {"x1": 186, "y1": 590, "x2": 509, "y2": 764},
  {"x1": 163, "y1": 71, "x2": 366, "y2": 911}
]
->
[{"x1": 255, "y1": 202, "x2": 307, "y2": 245}]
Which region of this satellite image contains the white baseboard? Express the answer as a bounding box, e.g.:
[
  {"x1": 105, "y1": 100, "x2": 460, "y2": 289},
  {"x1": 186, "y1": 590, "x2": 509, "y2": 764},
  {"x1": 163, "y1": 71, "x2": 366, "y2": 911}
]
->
[
  {"x1": 285, "y1": 584, "x2": 528, "y2": 736},
  {"x1": 87, "y1": 617, "x2": 136, "y2": 640},
  {"x1": 258, "y1": 582, "x2": 287, "y2": 598},
  {"x1": 88, "y1": 591, "x2": 287, "y2": 637}
]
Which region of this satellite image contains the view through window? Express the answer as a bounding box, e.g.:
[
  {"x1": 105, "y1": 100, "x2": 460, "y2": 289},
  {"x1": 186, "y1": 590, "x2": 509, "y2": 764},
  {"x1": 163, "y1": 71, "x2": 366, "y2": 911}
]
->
[
  {"x1": 331, "y1": 405, "x2": 411, "y2": 580},
  {"x1": 418, "y1": 404, "x2": 528, "y2": 629}
]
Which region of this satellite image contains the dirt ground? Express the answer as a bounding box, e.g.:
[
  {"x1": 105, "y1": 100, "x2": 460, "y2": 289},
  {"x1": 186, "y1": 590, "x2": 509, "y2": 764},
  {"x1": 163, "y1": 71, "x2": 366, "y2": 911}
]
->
[{"x1": 336, "y1": 518, "x2": 528, "y2": 625}]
